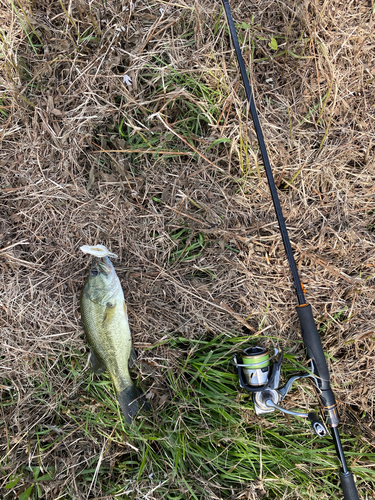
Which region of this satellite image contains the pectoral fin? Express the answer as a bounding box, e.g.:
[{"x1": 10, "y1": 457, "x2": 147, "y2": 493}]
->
[
  {"x1": 102, "y1": 302, "x2": 116, "y2": 326},
  {"x1": 89, "y1": 349, "x2": 106, "y2": 374}
]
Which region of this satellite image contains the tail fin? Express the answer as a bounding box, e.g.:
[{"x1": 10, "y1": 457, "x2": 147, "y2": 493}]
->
[{"x1": 117, "y1": 384, "x2": 150, "y2": 423}]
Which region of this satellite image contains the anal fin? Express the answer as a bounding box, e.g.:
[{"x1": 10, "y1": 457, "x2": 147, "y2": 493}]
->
[{"x1": 89, "y1": 349, "x2": 106, "y2": 374}]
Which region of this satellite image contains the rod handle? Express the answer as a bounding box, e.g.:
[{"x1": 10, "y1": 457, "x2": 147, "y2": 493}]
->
[
  {"x1": 296, "y1": 303, "x2": 330, "y2": 389},
  {"x1": 340, "y1": 472, "x2": 359, "y2": 500}
]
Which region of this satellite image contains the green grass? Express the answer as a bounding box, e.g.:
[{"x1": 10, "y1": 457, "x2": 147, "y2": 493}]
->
[
  {"x1": 169, "y1": 228, "x2": 206, "y2": 263},
  {"x1": 5, "y1": 335, "x2": 372, "y2": 499},
  {"x1": 107, "y1": 58, "x2": 228, "y2": 167},
  {"x1": 94, "y1": 335, "x2": 373, "y2": 499}
]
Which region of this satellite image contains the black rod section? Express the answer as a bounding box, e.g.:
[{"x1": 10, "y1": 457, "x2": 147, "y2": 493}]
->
[
  {"x1": 331, "y1": 426, "x2": 349, "y2": 475},
  {"x1": 221, "y1": 0, "x2": 305, "y2": 305}
]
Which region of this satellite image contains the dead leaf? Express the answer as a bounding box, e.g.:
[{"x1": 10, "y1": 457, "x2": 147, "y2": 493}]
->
[
  {"x1": 129, "y1": 70, "x2": 137, "y2": 90},
  {"x1": 47, "y1": 95, "x2": 54, "y2": 113},
  {"x1": 87, "y1": 165, "x2": 96, "y2": 191},
  {"x1": 51, "y1": 108, "x2": 64, "y2": 117}
]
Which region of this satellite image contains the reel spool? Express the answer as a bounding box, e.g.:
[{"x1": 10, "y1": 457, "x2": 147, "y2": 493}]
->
[
  {"x1": 241, "y1": 347, "x2": 270, "y2": 387},
  {"x1": 233, "y1": 346, "x2": 282, "y2": 395},
  {"x1": 233, "y1": 345, "x2": 328, "y2": 437}
]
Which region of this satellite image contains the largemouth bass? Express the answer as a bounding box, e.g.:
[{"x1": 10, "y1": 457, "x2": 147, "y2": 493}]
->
[{"x1": 81, "y1": 256, "x2": 147, "y2": 423}]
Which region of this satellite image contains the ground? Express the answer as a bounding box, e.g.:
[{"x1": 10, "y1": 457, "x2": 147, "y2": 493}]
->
[{"x1": 1, "y1": 0, "x2": 375, "y2": 499}]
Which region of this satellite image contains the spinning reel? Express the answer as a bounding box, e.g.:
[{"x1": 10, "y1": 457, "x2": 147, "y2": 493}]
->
[{"x1": 233, "y1": 346, "x2": 327, "y2": 438}]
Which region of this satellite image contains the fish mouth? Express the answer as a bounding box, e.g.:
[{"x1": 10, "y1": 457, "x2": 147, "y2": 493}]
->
[{"x1": 90, "y1": 257, "x2": 113, "y2": 277}]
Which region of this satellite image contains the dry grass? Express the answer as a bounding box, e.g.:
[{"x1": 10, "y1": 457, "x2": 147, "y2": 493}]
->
[{"x1": 1, "y1": 0, "x2": 375, "y2": 498}]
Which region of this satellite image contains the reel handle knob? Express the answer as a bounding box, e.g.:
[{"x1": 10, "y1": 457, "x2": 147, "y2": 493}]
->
[{"x1": 308, "y1": 411, "x2": 327, "y2": 437}]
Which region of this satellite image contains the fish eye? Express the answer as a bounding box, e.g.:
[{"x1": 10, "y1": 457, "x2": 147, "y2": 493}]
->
[{"x1": 91, "y1": 269, "x2": 99, "y2": 276}]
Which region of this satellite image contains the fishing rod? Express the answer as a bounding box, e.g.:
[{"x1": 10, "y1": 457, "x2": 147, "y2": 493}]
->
[{"x1": 221, "y1": 1, "x2": 359, "y2": 499}]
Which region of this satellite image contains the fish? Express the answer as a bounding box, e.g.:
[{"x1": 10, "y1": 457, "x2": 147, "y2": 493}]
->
[{"x1": 80, "y1": 256, "x2": 148, "y2": 423}]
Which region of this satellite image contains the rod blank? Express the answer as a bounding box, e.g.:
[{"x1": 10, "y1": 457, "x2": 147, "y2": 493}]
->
[{"x1": 221, "y1": 0, "x2": 305, "y2": 305}]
